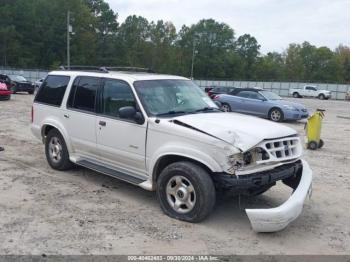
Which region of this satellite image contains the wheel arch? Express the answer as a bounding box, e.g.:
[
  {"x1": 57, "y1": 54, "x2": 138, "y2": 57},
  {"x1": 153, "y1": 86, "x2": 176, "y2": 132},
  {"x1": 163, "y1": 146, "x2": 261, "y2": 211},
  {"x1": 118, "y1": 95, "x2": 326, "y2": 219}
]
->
[
  {"x1": 152, "y1": 154, "x2": 216, "y2": 188},
  {"x1": 268, "y1": 106, "x2": 284, "y2": 120},
  {"x1": 40, "y1": 122, "x2": 73, "y2": 153}
]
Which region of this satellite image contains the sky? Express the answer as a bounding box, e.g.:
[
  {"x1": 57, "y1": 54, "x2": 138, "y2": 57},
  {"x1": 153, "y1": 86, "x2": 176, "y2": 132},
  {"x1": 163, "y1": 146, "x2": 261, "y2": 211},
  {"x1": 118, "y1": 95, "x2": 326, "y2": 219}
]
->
[{"x1": 106, "y1": 0, "x2": 350, "y2": 54}]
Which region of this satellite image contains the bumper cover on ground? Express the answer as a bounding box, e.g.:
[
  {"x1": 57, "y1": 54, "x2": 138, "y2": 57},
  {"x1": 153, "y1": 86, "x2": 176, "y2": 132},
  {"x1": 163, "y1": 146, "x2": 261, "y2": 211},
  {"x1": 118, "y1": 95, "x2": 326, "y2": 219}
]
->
[{"x1": 245, "y1": 159, "x2": 312, "y2": 232}]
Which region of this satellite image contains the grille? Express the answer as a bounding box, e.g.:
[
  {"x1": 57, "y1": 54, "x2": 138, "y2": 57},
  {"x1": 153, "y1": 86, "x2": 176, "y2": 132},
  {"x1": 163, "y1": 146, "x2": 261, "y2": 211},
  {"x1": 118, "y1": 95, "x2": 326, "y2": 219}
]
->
[{"x1": 256, "y1": 136, "x2": 302, "y2": 164}]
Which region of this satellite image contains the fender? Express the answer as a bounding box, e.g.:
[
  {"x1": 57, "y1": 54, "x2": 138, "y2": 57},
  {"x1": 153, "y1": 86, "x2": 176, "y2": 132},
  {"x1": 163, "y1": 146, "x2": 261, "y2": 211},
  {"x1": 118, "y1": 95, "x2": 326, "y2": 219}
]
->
[
  {"x1": 40, "y1": 117, "x2": 73, "y2": 154},
  {"x1": 148, "y1": 142, "x2": 226, "y2": 178}
]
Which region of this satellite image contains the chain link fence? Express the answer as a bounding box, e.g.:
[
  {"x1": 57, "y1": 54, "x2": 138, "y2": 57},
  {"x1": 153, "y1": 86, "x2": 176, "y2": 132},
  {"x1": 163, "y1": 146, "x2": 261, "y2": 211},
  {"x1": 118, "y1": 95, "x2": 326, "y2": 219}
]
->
[
  {"x1": 194, "y1": 80, "x2": 350, "y2": 100},
  {"x1": 1, "y1": 67, "x2": 349, "y2": 100}
]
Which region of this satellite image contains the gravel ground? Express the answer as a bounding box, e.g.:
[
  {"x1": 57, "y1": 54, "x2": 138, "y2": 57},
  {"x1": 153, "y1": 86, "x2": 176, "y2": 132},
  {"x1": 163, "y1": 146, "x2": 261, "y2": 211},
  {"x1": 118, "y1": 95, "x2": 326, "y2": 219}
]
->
[{"x1": 0, "y1": 94, "x2": 349, "y2": 255}]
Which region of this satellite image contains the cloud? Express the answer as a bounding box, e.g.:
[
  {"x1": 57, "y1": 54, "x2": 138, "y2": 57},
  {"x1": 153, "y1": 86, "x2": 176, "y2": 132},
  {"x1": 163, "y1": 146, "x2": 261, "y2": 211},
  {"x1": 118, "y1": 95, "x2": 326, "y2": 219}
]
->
[{"x1": 106, "y1": 0, "x2": 350, "y2": 53}]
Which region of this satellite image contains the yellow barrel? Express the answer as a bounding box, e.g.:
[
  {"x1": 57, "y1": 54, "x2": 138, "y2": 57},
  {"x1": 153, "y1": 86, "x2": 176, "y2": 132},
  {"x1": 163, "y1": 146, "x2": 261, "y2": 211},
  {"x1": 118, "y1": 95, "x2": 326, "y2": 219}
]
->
[{"x1": 306, "y1": 109, "x2": 325, "y2": 150}]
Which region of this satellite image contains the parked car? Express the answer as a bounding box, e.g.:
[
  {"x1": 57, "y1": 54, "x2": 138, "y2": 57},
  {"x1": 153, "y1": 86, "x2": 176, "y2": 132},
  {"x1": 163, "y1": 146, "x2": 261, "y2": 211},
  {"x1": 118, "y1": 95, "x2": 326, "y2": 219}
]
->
[
  {"x1": 289, "y1": 85, "x2": 331, "y2": 100},
  {"x1": 0, "y1": 81, "x2": 11, "y2": 100},
  {"x1": 345, "y1": 89, "x2": 350, "y2": 101},
  {"x1": 205, "y1": 86, "x2": 236, "y2": 98},
  {"x1": 31, "y1": 68, "x2": 312, "y2": 232},
  {"x1": 214, "y1": 88, "x2": 309, "y2": 122},
  {"x1": 0, "y1": 74, "x2": 35, "y2": 94},
  {"x1": 34, "y1": 78, "x2": 44, "y2": 89}
]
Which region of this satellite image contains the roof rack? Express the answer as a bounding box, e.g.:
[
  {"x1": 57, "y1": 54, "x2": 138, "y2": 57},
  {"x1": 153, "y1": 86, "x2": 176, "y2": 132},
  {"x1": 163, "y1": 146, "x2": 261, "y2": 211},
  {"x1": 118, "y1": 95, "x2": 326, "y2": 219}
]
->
[{"x1": 59, "y1": 66, "x2": 155, "y2": 73}]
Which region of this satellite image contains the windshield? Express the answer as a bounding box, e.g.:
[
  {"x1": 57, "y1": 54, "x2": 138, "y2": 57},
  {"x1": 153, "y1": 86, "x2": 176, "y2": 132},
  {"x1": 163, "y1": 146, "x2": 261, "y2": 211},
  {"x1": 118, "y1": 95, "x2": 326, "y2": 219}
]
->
[
  {"x1": 134, "y1": 79, "x2": 219, "y2": 116},
  {"x1": 260, "y1": 90, "x2": 281, "y2": 100},
  {"x1": 9, "y1": 75, "x2": 27, "y2": 82}
]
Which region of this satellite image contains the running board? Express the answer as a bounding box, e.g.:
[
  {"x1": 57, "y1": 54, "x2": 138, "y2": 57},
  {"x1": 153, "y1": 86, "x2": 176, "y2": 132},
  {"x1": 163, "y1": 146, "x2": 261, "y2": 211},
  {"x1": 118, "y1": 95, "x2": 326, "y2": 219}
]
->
[{"x1": 76, "y1": 160, "x2": 146, "y2": 185}]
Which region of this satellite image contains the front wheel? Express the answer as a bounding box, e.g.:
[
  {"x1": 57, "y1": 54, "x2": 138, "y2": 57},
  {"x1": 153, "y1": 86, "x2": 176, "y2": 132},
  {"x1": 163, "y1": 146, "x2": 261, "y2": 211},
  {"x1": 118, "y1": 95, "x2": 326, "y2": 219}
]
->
[
  {"x1": 157, "y1": 161, "x2": 216, "y2": 223},
  {"x1": 269, "y1": 108, "x2": 284, "y2": 122},
  {"x1": 318, "y1": 94, "x2": 325, "y2": 100}
]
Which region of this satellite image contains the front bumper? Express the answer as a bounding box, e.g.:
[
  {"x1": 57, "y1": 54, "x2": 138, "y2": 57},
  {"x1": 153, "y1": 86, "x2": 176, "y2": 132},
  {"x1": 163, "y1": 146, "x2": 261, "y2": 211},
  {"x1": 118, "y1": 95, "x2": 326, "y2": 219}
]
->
[
  {"x1": 284, "y1": 110, "x2": 309, "y2": 120},
  {"x1": 246, "y1": 159, "x2": 312, "y2": 232}
]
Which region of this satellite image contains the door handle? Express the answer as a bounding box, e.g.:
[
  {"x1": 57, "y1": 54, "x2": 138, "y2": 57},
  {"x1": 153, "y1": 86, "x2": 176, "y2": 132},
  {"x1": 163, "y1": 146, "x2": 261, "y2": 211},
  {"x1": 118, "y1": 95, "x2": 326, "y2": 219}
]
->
[
  {"x1": 99, "y1": 120, "x2": 106, "y2": 127},
  {"x1": 64, "y1": 114, "x2": 69, "y2": 119}
]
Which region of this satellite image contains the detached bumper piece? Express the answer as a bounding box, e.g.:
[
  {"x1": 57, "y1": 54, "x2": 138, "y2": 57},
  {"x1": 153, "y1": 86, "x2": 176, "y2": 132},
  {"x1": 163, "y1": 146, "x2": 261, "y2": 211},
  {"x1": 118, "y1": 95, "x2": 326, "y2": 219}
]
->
[{"x1": 246, "y1": 159, "x2": 312, "y2": 232}]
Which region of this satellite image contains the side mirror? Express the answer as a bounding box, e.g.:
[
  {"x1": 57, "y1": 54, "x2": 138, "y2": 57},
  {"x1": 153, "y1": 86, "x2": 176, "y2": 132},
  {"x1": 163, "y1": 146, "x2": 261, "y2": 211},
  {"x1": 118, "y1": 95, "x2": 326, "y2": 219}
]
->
[{"x1": 118, "y1": 106, "x2": 144, "y2": 124}]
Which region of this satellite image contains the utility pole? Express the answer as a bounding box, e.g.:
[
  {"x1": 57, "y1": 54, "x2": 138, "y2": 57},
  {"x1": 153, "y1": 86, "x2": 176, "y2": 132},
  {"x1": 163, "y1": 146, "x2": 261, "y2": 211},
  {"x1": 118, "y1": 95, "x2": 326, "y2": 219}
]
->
[
  {"x1": 190, "y1": 40, "x2": 196, "y2": 80},
  {"x1": 67, "y1": 10, "x2": 71, "y2": 68},
  {"x1": 190, "y1": 38, "x2": 199, "y2": 80}
]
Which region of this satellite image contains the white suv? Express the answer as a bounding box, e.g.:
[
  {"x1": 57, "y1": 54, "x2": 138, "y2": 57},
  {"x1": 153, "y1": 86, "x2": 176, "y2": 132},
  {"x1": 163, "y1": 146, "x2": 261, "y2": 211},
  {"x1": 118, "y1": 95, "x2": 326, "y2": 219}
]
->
[{"x1": 31, "y1": 68, "x2": 312, "y2": 232}]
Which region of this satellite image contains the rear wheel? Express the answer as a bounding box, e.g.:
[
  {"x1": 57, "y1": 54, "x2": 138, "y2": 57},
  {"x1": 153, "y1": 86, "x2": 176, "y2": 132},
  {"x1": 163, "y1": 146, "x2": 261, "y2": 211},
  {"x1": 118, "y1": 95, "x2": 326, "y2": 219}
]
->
[
  {"x1": 269, "y1": 108, "x2": 284, "y2": 122},
  {"x1": 318, "y1": 94, "x2": 325, "y2": 100},
  {"x1": 293, "y1": 92, "x2": 300, "y2": 98},
  {"x1": 157, "y1": 161, "x2": 216, "y2": 222},
  {"x1": 28, "y1": 90, "x2": 34, "y2": 95},
  {"x1": 221, "y1": 103, "x2": 231, "y2": 112},
  {"x1": 45, "y1": 129, "x2": 73, "y2": 170}
]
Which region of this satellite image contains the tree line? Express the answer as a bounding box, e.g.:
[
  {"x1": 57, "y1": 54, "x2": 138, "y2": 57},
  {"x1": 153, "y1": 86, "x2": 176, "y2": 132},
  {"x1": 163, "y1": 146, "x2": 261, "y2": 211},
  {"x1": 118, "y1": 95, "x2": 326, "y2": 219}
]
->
[{"x1": 1, "y1": 0, "x2": 349, "y2": 83}]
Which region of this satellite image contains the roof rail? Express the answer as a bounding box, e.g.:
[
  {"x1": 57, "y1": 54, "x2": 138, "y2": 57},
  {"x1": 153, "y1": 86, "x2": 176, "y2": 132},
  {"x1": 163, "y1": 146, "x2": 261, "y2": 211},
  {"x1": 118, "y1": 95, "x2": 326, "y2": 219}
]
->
[
  {"x1": 105, "y1": 67, "x2": 155, "y2": 73},
  {"x1": 59, "y1": 66, "x2": 108, "y2": 73},
  {"x1": 58, "y1": 66, "x2": 155, "y2": 73}
]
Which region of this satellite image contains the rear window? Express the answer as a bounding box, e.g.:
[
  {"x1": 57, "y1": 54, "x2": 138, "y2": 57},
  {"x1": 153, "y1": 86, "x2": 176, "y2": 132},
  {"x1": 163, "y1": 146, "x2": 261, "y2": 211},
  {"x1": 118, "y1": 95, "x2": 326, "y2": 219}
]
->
[
  {"x1": 35, "y1": 75, "x2": 70, "y2": 106},
  {"x1": 67, "y1": 76, "x2": 100, "y2": 113}
]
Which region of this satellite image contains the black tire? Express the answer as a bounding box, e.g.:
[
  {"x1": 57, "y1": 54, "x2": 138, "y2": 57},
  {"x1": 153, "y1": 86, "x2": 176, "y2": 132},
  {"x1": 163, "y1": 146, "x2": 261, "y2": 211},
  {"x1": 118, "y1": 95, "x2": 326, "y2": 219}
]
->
[
  {"x1": 318, "y1": 94, "x2": 325, "y2": 100},
  {"x1": 318, "y1": 139, "x2": 324, "y2": 148},
  {"x1": 308, "y1": 141, "x2": 318, "y2": 150},
  {"x1": 157, "y1": 161, "x2": 216, "y2": 223},
  {"x1": 221, "y1": 103, "x2": 231, "y2": 112},
  {"x1": 28, "y1": 90, "x2": 34, "y2": 95},
  {"x1": 293, "y1": 92, "x2": 300, "y2": 98},
  {"x1": 45, "y1": 129, "x2": 73, "y2": 170},
  {"x1": 268, "y1": 108, "x2": 284, "y2": 122}
]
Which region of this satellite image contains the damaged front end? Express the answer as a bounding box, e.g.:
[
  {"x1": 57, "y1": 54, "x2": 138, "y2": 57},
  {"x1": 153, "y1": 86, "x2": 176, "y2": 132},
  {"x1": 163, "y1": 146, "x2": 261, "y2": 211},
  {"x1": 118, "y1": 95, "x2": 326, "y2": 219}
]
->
[{"x1": 216, "y1": 136, "x2": 312, "y2": 232}]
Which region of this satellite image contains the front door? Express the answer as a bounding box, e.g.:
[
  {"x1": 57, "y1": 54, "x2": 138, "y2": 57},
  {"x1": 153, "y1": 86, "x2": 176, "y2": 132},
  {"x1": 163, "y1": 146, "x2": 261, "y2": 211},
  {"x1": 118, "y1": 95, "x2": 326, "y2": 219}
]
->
[{"x1": 96, "y1": 78, "x2": 147, "y2": 177}]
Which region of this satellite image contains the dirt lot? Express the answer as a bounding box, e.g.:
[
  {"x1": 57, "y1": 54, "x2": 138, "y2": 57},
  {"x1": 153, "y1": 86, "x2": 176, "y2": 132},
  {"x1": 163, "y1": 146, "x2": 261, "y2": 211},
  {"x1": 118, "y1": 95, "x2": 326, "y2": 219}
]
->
[{"x1": 0, "y1": 94, "x2": 349, "y2": 255}]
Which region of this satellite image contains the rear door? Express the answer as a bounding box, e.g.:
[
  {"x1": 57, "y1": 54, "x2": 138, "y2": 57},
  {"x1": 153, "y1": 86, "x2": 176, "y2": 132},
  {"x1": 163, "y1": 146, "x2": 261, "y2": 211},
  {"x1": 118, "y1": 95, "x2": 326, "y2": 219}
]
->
[
  {"x1": 64, "y1": 76, "x2": 100, "y2": 159},
  {"x1": 96, "y1": 78, "x2": 147, "y2": 177}
]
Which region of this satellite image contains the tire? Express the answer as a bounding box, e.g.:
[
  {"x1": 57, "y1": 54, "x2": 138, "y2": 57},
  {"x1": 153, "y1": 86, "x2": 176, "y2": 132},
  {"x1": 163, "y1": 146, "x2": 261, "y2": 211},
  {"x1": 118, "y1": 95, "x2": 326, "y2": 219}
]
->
[
  {"x1": 45, "y1": 129, "x2": 73, "y2": 170},
  {"x1": 221, "y1": 103, "x2": 231, "y2": 112},
  {"x1": 318, "y1": 94, "x2": 325, "y2": 100},
  {"x1": 28, "y1": 90, "x2": 34, "y2": 95},
  {"x1": 157, "y1": 161, "x2": 216, "y2": 223},
  {"x1": 318, "y1": 139, "x2": 324, "y2": 148},
  {"x1": 268, "y1": 108, "x2": 284, "y2": 122},
  {"x1": 307, "y1": 141, "x2": 318, "y2": 150},
  {"x1": 293, "y1": 92, "x2": 300, "y2": 98}
]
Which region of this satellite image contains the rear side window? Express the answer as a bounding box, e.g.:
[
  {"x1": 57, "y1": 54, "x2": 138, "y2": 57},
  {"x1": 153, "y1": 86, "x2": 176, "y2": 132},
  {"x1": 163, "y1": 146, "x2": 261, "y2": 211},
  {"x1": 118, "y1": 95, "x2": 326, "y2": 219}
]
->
[
  {"x1": 67, "y1": 76, "x2": 100, "y2": 113},
  {"x1": 35, "y1": 75, "x2": 70, "y2": 106}
]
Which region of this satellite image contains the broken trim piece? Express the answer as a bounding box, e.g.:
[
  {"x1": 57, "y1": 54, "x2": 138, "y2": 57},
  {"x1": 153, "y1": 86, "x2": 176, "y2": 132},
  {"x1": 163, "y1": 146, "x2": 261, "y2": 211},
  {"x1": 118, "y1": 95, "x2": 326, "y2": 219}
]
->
[{"x1": 245, "y1": 159, "x2": 312, "y2": 232}]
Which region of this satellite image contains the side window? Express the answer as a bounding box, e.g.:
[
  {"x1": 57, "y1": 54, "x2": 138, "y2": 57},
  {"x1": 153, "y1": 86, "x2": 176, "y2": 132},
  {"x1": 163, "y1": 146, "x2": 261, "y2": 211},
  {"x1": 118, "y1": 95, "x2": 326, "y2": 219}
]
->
[
  {"x1": 35, "y1": 75, "x2": 70, "y2": 106},
  {"x1": 68, "y1": 76, "x2": 100, "y2": 112},
  {"x1": 102, "y1": 79, "x2": 136, "y2": 118}
]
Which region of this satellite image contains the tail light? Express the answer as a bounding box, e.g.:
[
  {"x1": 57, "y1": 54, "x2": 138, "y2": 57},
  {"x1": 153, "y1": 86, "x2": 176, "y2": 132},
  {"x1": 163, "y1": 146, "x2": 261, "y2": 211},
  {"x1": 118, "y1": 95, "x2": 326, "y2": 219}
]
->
[{"x1": 31, "y1": 106, "x2": 34, "y2": 123}]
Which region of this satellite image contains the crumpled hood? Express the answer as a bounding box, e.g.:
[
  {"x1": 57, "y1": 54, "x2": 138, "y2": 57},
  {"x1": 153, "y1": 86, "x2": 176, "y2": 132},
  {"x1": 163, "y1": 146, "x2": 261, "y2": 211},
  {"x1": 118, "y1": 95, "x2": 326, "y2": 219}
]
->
[{"x1": 173, "y1": 112, "x2": 297, "y2": 151}]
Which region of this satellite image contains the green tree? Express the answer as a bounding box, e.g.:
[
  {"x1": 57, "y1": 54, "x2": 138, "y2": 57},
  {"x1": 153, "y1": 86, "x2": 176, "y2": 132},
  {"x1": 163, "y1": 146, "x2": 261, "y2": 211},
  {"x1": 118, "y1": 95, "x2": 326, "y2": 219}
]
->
[{"x1": 235, "y1": 34, "x2": 260, "y2": 79}]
